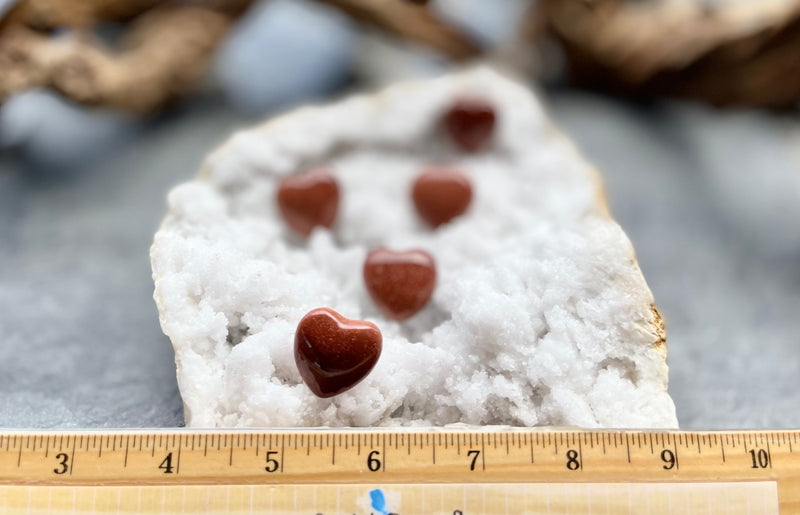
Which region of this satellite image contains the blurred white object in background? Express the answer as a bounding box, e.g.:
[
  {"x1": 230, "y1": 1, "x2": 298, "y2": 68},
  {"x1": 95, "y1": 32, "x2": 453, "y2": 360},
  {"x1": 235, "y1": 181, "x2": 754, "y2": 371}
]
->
[
  {"x1": 0, "y1": 90, "x2": 136, "y2": 169},
  {"x1": 431, "y1": 0, "x2": 529, "y2": 48},
  {"x1": 355, "y1": 35, "x2": 452, "y2": 87},
  {"x1": 355, "y1": 0, "x2": 530, "y2": 87},
  {"x1": 214, "y1": 0, "x2": 357, "y2": 115},
  {"x1": 0, "y1": 0, "x2": 17, "y2": 18}
]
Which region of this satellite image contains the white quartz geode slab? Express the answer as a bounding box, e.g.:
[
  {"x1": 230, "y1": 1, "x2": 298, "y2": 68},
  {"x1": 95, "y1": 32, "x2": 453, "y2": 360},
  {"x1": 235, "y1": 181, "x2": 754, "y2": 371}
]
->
[{"x1": 150, "y1": 67, "x2": 678, "y2": 428}]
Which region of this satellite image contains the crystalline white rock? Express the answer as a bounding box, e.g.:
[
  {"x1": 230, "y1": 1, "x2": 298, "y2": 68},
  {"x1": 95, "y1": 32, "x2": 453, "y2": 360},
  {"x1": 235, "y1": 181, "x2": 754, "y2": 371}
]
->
[{"x1": 151, "y1": 68, "x2": 678, "y2": 428}]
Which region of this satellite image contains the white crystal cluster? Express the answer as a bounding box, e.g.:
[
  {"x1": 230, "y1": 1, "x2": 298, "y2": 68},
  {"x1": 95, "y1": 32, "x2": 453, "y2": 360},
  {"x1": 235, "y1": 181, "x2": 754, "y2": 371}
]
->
[{"x1": 151, "y1": 68, "x2": 678, "y2": 428}]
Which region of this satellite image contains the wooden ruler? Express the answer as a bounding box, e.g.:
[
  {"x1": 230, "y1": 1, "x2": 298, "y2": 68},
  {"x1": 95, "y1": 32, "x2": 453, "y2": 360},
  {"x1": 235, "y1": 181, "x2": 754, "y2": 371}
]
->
[{"x1": 0, "y1": 430, "x2": 797, "y2": 514}]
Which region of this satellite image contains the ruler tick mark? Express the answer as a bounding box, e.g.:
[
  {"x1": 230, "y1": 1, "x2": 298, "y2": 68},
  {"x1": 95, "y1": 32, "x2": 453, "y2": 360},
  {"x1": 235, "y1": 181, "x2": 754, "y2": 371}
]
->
[
  {"x1": 69, "y1": 436, "x2": 76, "y2": 475},
  {"x1": 766, "y1": 440, "x2": 773, "y2": 469},
  {"x1": 280, "y1": 435, "x2": 285, "y2": 473},
  {"x1": 480, "y1": 434, "x2": 486, "y2": 471},
  {"x1": 176, "y1": 437, "x2": 182, "y2": 474},
  {"x1": 124, "y1": 437, "x2": 129, "y2": 468},
  {"x1": 625, "y1": 435, "x2": 631, "y2": 463}
]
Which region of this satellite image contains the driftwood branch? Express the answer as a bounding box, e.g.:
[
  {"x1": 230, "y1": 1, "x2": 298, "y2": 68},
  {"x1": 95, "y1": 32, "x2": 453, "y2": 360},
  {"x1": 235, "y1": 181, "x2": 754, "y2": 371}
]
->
[
  {"x1": 539, "y1": 0, "x2": 800, "y2": 108},
  {"x1": 0, "y1": 0, "x2": 478, "y2": 114},
  {"x1": 0, "y1": 2, "x2": 246, "y2": 114}
]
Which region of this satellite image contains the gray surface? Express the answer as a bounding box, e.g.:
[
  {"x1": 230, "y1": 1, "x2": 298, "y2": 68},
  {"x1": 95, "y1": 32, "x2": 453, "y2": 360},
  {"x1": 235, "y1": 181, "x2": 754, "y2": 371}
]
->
[{"x1": 1, "y1": 90, "x2": 798, "y2": 429}]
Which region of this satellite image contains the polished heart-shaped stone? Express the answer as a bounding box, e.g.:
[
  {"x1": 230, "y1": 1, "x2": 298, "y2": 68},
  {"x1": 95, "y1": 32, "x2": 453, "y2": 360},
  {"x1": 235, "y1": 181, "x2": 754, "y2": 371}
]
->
[
  {"x1": 277, "y1": 169, "x2": 339, "y2": 236},
  {"x1": 294, "y1": 307, "x2": 382, "y2": 398},
  {"x1": 412, "y1": 168, "x2": 472, "y2": 228},
  {"x1": 364, "y1": 248, "x2": 436, "y2": 321},
  {"x1": 442, "y1": 98, "x2": 496, "y2": 152}
]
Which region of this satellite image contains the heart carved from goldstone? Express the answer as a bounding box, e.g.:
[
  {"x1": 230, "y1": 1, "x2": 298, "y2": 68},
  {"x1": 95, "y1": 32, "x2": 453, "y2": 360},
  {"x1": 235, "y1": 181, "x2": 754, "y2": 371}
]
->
[{"x1": 294, "y1": 307, "x2": 382, "y2": 398}]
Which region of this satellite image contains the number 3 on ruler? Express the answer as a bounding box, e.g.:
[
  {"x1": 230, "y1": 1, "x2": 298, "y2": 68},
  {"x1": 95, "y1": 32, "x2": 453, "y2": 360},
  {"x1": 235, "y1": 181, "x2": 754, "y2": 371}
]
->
[{"x1": 53, "y1": 453, "x2": 69, "y2": 475}]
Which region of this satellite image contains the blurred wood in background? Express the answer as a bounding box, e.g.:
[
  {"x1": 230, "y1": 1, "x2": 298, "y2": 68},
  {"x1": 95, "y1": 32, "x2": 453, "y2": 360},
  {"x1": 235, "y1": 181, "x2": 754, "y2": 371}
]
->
[
  {"x1": 0, "y1": 0, "x2": 797, "y2": 114},
  {"x1": 537, "y1": 0, "x2": 800, "y2": 108}
]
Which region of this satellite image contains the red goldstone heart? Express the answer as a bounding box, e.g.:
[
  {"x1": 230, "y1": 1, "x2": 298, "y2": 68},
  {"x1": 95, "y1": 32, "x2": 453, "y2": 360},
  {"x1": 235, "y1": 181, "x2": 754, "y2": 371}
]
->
[
  {"x1": 442, "y1": 98, "x2": 496, "y2": 152},
  {"x1": 294, "y1": 307, "x2": 382, "y2": 398},
  {"x1": 412, "y1": 168, "x2": 472, "y2": 228},
  {"x1": 363, "y1": 248, "x2": 436, "y2": 321},
  {"x1": 277, "y1": 169, "x2": 339, "y2": 236}
]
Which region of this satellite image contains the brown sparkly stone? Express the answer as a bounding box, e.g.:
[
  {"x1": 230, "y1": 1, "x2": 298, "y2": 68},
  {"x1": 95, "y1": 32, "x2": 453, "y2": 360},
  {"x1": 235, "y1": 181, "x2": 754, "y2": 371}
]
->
[
  {"x1": 364, "y1": 248, "x2": 436, "y2": 321},
  {"x1": 294, "y1": 307, "x2": 382, "y2": 398},
  {"x1": 411, "y1": 168, "x2": 472, "y2": 228},
  {"x1": 277, "y1": 169, "x2": 339, "y2": 236},
  {"x1": 442, "y1": 98, "x2": 496, "y2": 152}
]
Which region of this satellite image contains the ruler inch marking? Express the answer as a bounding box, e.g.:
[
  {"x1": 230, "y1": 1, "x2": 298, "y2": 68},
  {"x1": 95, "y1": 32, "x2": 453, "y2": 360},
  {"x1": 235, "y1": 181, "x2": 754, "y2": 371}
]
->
[
  {"x1": 280, "y1": 434, "x2": 285, "y2": 473},
  {"x1": 176, "y1": 435, "x2": 182, "y2": 475},
  {"x1": 720, "y1": 437, "x2": 726, "y2": 463},
  {"x1": 766, "y1": 440, "x2": 773, "y2": 469},
  {"x1": 480, "y1": 433, "x2": 486, "y2": 471},
  {"x1": 69, "y1": 435, "x2": 76, "y2": 475},
  {"x1": 625, "y1": 434, "x2": 631, "y2": 463},
  {"x1": 672, "y1": 435, "x2": 680, "y2": 471},
  {"x1": 124, "y1": 436, "x2": 129, "y2": 468},
  {"x1": 578, "y1": 435, "x2": 584, "y2": 471}
]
